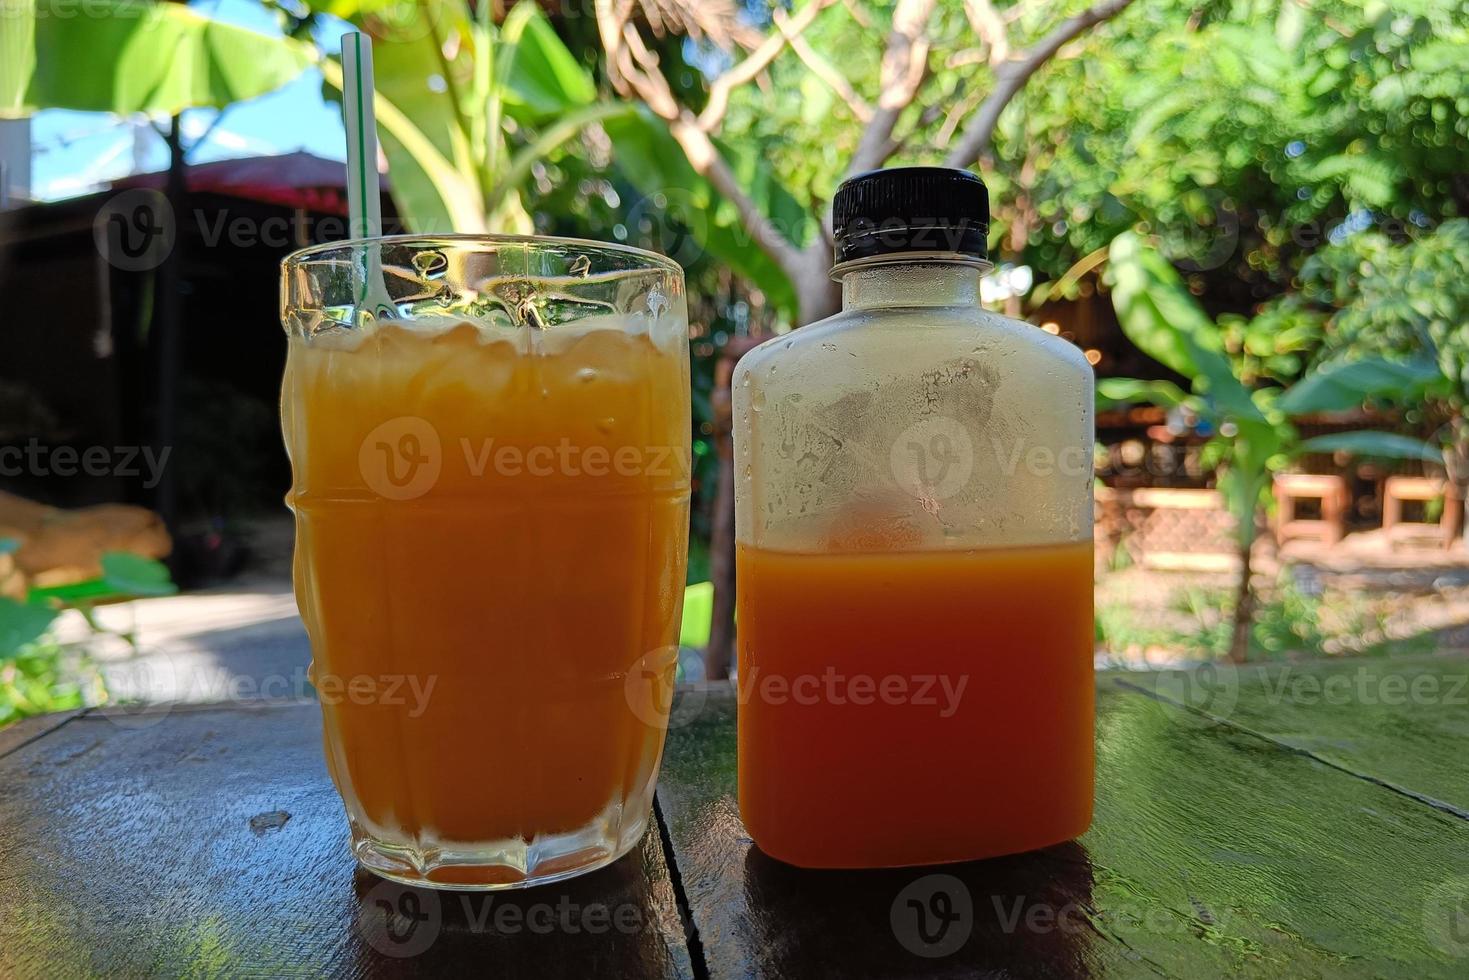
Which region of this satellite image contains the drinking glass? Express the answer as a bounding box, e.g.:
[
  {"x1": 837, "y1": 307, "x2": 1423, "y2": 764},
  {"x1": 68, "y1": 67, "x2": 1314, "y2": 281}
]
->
[{"x1": 280, "y1": 236, "x2": 689, "y2": 889}]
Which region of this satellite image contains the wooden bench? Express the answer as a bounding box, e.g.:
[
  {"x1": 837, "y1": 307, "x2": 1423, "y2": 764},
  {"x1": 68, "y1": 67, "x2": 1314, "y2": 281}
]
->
[
  {"x1": 1273, "y1": 473, "x2": 1349, "y2": 546},
  {"x1": 1383, "y1": 475, "x2": 1457, "y2": 549}
]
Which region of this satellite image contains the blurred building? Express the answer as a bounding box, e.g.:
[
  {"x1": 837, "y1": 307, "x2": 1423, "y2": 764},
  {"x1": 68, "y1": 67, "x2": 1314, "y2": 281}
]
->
[{"x1": 0, "y1": 152, "x2": 394, "y2": 529}]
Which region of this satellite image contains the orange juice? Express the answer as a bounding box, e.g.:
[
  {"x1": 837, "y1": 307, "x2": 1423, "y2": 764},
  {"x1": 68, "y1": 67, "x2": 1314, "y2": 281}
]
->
[
  {"x1": 732, "y1": 168, "x2": 1095, "y2": 867},
  {"x1": 736, "y1": 541, "x2": 1094, "y2": 868},
  {"x1": 283, "y1": 320, "x2": 689, "y2": 886}
]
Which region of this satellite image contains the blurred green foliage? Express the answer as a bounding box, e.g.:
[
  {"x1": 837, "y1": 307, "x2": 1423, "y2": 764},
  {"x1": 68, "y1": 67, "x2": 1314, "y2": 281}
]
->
[
  {"x1": 995, "y1": 0, "x2": 1469, "y2": 298},
  {"x1": 0, "y1": 545, "x2": 177, "y2": 727},
  {"x1": 1304, "y1": 218, "x2": 1469, "y2": 409},
  {"x1": 1217, "y1": 296, "x2": 1326, "y2": 387},
  {"x1": 1168, "y1": 571, "x2": 1436, "y2": 661},
  {"x1": 653, "y1": 0, "x2": 1469, "y2": 316},
  {"x1": 0, "y1": 0, "x2": 312, "y2": 115},
  {"x1": 1101, "y1": 230, "x2": 1439, "y2": 660},
  {"x1": 21, "y1": 1, "x2": 1469, "y2": 335},
  {"x1": 1096, "y1": 570, "x2": 1437, "y2": 663},
  {"x1": 1102, "y1": 231, "x2": 1441, "y2": 528}
]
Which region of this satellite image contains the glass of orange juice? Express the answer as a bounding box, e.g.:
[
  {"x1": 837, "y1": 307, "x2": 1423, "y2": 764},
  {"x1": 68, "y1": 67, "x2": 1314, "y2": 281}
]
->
[{"x1": 279, "y1": 236, "x2": 689, "y2": 889}]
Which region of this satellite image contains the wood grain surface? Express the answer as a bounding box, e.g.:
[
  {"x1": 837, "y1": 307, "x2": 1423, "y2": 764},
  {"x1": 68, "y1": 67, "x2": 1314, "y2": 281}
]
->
[
  {"x1": 0, "y1": 702, "x2": 692, "y2": 978},
  {"x1": 4, "y1": 657, "x2": 1468, "y2": 978},
  {"x1": 658, "y1": 659, "x2": 1469, "y2": 979},
  {"x1": 1149, "y1": 656, "x2": 1469, "y2": 815}
]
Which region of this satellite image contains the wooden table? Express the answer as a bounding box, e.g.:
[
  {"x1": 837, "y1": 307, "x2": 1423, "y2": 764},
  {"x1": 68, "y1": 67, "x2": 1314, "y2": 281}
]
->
[{"x1": 3, "y1": 657, "x2": 1468, "y2": 978}]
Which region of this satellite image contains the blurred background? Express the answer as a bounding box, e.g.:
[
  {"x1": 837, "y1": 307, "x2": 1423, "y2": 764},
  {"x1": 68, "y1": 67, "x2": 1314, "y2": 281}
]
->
[{"x1": 1, "y1": 0, "x2": 1467, "y2": 724}]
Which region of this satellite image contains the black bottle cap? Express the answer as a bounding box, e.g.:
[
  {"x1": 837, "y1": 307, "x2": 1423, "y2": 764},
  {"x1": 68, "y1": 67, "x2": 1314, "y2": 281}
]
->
[{"x1": 832, "y1": 167, "x2": 990, "y2": 264}]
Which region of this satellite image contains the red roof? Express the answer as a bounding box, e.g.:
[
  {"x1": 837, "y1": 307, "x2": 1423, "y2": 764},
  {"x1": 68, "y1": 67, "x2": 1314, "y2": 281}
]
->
[{"x1": 115, "y1": 151, "x2": 387, "y2": 215}]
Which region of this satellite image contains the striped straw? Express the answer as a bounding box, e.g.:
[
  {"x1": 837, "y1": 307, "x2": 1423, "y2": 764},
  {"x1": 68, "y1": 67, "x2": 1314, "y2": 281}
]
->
[{"x1": 340, "y1": 32, "x2": 382, "y2": 241}]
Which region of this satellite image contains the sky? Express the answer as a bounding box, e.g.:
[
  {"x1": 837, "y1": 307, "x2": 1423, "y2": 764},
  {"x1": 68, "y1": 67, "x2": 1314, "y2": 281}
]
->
[{"x1": 31, "y1": 0, "x2": 352, "y2": 201}]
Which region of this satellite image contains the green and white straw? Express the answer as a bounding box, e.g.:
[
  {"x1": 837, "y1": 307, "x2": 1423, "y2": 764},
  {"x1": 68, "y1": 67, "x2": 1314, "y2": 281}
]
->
[
  {"x1": 340, "y1": 31, "x2": 382, "y2": 241},
  {"x1": 339, "y1": 31, "x2": 391, "y2": 315}
]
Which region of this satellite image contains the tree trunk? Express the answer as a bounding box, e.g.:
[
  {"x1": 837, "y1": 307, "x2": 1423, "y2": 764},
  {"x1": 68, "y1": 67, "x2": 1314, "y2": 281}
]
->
[
  {"x1": 1443, "y1": 419, "x2": 1469, "y2": 549},
  {"x1": 793, "y1": 241, "x2": 839, "y2": 326},
  {"x1": 706, "y1": 438, "x2": 737, "y2": 681},
  {"x1": 1227, "y1": 533, "x2": 1254, "y2": 664},
  {"x1": 799, "y1": 277, "x2": 841, "y2": 325},
  {"x1": 1004, "y1": 154, "x2": 1037, "y2": 318},
  {"x1": 1445, "y1": 482, "x2": 1465, "y2": 549},
  {"x1": 705, "y1": 336, "x2": 762, "y2": 680},
  {"x1": 152, "y1": 114, "x2": 185, "y2": 535}
]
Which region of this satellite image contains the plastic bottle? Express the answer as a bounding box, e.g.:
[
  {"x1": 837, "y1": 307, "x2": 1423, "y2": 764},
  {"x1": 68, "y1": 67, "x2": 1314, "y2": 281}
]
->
[{"x1": 733, "y1": 167, "x2": 1095, "y2": 868}]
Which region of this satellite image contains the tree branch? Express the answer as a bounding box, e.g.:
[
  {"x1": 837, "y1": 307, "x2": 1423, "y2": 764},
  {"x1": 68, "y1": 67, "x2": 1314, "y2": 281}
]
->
[
  {"x1": 944, "y1": 0, "x2": 1137, "y2": 168},
  {"x1": 596, "y1": 1, "x2": 643, "y2": 101},
  {"x1": 963, "y1": 0, "x2": 1010, "y2": 64},
  {"x1": 595, "y1": 0, "x2": 805, "y2": 278},
  {"x1": 668, "y1": 115, "x2": 805, "y2": 272},
  {"x1": 1004, "y1": 2, "x2": 1038, "y2": 24},
  {"x1": 845, "y1": 0, "x2": 937, "y2": 178},
  {"x1": 935, "y1": 81, "x2": 985, "y2": 147},
  {"x1": 698, "y1": 0, "x2": 838, "y2": 133},
  {"x1": 774, "y1": 8, "x2": 872, "y2": 122}
]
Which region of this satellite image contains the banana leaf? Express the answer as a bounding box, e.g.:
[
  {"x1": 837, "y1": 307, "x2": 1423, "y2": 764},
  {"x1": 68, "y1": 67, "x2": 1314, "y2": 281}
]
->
[{"x1": 1, "y1": 0, "x2": 313, "y2": 117}]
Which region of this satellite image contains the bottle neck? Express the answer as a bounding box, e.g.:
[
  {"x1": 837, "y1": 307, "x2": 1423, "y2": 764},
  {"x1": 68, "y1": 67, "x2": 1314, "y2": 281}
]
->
[{"x1": 836, "y1": 255, "x2": 990, "y2": 311}]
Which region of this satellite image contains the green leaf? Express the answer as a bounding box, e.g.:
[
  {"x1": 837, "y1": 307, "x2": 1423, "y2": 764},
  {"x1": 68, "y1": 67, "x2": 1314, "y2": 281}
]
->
[
  {"x1": 357, "y1": 2, "x2": 492, "y2": 232},
  {"x1": 0, "y1": 0, "x2": 35, "y2": 115},
  {"x1": 490, "y1": 102, "x2": 636, "y2": 212},
  {"x1": 604, "y1": 108, "x2": 799, "y2": 316},
  {"x1": 500, "y1": 2, "x2": 596, "y2": 121},
  {"x1": 1096, "y1": 377, "x2": 1193, "y2": 410},
  {"x1": 314, "y1": 2, "x2": 587, "y2": 234},
  {"x1": 718, "y1": 134, "x2": 812, "y2": 251},
  {"x1": 1278, "y1": 356, "x2": 1442, "y2": 416},
  {"x1": 100, "y1": 552, "x2": 178, "y2": 598},
  {"x1": 1216, "y1": 418, "x2": 1285, "y2": 548},
  {"x1": 1107, "y1": 231, "x2": 1218, "y2": 376},
  {"x1": 1298, "y1": 431, "x2": 1442, "y2": 462},
  {"x1": 1106, "y1": 232, "x2": 1262, "y2": 423},
  {"x1": 0, "y1": 597, "x2": 57, "y2": 657},
  {"x1": 1303, "y1": 153, "x2": 1401, "y2": 208},
  {"x1": 318, "y1": 54, "x2": 485, "y2": 235},
  {"x1": 2, "y1": 0, "x2": 314, "y2": 117},
  {"x1": 27, "y1": 578, "x2": 123, "y2": 604},
  {"x1": 679, "y1": 581, "x2": 714, "y2": 648}
]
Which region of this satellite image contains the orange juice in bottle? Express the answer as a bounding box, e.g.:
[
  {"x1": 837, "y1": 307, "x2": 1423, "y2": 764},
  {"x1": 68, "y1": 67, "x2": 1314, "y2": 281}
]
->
[
  {"x1": 281, "y1": 237, "x2": 689, "y2": 888},
  {"x1": 733, "y1": 169, "x2": 1094, "y2": 868}
]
